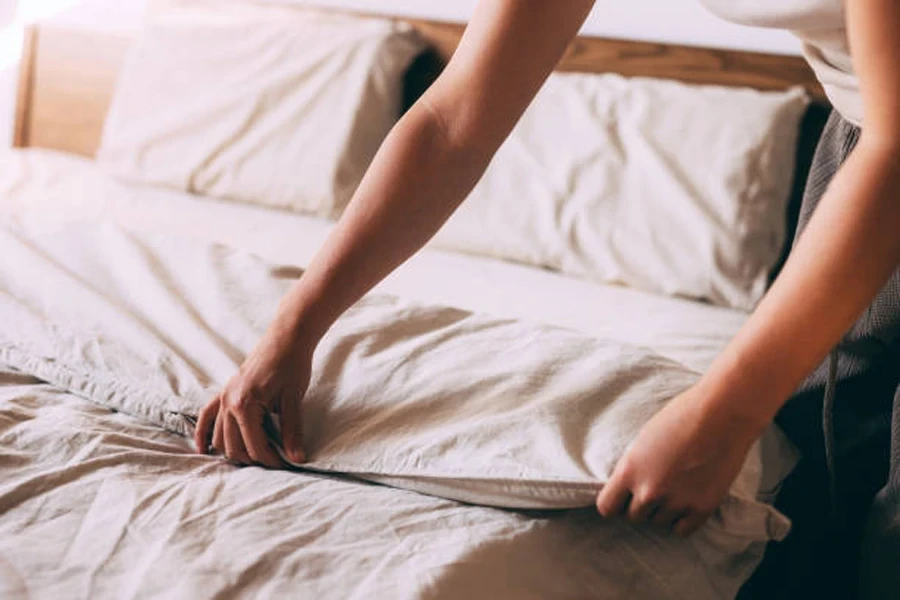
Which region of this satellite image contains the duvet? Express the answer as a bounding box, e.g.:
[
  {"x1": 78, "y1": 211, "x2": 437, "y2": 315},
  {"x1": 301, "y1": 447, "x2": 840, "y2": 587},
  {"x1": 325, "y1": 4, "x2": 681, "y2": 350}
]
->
[{"x1": 0, "y1": 220, "x2": 790, "y2": 598}]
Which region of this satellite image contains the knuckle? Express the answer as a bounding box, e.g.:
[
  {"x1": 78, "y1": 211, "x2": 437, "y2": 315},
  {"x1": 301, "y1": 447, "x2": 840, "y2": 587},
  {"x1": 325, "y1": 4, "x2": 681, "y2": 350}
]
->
[
  {"x1": 635, "y1": 485, "x2": 664, "y2": 510},
  {"x1": 228, "y1": 387, "x2": 257, "y2": 413},
  {"x1": 635, "y1": 486, "x2": 660, "y2": 505}
]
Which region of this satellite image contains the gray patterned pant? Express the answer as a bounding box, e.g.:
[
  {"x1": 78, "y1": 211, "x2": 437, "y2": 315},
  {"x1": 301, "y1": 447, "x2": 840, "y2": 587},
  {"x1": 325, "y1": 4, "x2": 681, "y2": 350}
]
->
[{"x1": 741, "y1": 112, "x2": 900, "y2": 599}]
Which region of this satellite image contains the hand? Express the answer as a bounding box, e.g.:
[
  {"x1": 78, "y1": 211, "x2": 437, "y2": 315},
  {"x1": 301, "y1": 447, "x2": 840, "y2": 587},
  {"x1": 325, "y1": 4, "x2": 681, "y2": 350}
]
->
[
  {"x1": 595, "y1": 383, "x2": 764, "y2": 536},
  {"x1": 194, "y1": 319, "x2": 313, "y2": 468}
]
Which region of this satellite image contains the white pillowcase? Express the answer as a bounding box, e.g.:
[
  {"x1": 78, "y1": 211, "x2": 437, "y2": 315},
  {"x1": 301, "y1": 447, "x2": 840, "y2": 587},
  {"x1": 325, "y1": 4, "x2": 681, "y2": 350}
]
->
[
  {"x1": 432, "y1": 74, "x2": 809, "y2": 310},
  {"x1": 97, "y1": 4, "x2": 424, "y2": 218},
  {"x1": 0, "y1": 222, "x2": 793, "y2": 543}
]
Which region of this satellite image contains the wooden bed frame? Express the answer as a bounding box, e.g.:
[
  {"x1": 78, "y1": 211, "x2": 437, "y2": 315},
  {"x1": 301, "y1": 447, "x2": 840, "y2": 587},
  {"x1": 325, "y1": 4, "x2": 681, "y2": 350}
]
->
[{"x1": 13, "y1": 9, "x2": 827, "y2": 157}]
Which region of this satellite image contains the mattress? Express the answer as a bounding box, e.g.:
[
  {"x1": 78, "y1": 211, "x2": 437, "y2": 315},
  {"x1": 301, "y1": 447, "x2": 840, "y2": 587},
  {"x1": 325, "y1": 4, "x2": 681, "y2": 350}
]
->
[
  {"x1": 0, "y1": 149, "x2": 747, "y2": 374},
  {"x1": 0, "y1": 149, "x2": 796, "y2": 599}
]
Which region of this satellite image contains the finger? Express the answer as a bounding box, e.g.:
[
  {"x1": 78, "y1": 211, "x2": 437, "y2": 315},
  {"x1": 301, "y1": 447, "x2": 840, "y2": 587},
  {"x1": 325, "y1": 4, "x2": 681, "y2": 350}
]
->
[
  {"x1": 279, "y1": 390, "x2": 306, "y2": 464},
  {"x1": 212, "y1": 407, "x2": 226, "y2": 455},
  {"x1": 596, "y1": 475, "x2": 632, "y2": 519},
  {"x1": 194, "y1": 396, "x2": 220, "y2": 454},
  {"x1": 234, "y1": 405, "x2": 283, "y2": 469},
  {"x1": 650, "y1": 505, "x2": 687, "y2": 531},
  {"x1": 673, "y1": 511, "x2": 710, "y2": 537},
  {"x1": 223, "y1": 413, "x2": 251, "y2": 465},
  {"x1": 627, "y1": 492, "x2": 662, "y2": 524}
]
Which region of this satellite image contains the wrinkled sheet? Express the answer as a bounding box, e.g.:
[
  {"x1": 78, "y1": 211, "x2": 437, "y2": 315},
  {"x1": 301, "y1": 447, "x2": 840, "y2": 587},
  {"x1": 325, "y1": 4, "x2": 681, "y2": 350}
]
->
[
  {"x1": 0, "y1": 222, "x2": 788, "y2": 522},
  {"x1": 2, "y1": 369, "x2": 738, "y2": 600},
  {"x1": 0, "y1": 221, "x2": 788, "y2": 600},
  {"x1": 0, "y1": 148, "x2": 749, "y2": 374},
  {"x1": 0, "y1": 150, "x2": 799, "y2": 599}
]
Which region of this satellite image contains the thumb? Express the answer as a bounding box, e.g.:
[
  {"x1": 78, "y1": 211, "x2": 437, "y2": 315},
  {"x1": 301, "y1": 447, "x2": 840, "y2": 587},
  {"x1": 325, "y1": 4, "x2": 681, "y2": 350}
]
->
[{"x1": 279, "y1": 390, "x2": 305, "y2": 465}]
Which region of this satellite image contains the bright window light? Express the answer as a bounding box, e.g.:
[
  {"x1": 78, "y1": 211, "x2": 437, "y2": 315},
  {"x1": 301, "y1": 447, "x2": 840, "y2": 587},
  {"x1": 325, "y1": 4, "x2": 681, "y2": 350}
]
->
[
  {"x1": 0, "y1": 26, "x2": 22, "y2": 71},
  {"x1": 0, "y1": 0, "x2": 85, "y2": 71},
  {"x1": 1, "y1": 1, "x2": 14, "y2": 29},
  {"x1": 17, "y1": 0, "x2": 85, "y2": 24}
]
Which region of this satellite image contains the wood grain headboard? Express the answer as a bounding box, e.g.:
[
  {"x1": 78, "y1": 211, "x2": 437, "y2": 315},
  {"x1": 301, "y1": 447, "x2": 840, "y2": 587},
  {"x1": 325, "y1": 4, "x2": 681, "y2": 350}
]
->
[{"x1": 13, "y1": 10, "x2": 827, "y2": 158}]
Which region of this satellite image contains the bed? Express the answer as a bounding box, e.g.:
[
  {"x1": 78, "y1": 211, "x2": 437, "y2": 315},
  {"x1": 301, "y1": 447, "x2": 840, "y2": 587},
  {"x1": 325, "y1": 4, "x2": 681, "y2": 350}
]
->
[{"x1": 1, "y1": 6, "x2": 830, "y2": 599}]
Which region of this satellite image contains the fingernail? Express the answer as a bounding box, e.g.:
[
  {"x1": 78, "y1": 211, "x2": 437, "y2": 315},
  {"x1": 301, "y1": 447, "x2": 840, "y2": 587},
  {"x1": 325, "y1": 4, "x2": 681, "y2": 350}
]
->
[{"x1": 289, "y1": 449, "x2": 306, "y2": 464}]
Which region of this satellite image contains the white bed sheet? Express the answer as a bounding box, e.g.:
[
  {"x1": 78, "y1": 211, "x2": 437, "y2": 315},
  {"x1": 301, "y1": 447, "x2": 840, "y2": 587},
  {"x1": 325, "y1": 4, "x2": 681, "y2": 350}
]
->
[
  {"x1": 0, "y1": 148, "x2": 748, "y2": 374},
  {"x1": 5, "y1": 368, "x2": 726, "y2": 600},
  {"x1": 0, "y1": 149, "x2": 792, "y2": 599}
]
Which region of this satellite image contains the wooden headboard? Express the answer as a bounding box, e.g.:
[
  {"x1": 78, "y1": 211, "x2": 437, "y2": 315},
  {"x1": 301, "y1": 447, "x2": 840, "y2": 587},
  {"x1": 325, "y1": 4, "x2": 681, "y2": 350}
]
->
[{"x1": 13, "y1": 12, "x2": 827, "y2": 158}]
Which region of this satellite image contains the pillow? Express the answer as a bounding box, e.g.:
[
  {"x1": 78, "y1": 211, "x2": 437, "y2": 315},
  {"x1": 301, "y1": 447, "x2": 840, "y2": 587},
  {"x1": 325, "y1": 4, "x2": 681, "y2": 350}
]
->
[
  {"x1": 431, "y1": 74, "x2": 809, "y2": 311},
  {"x1": 96, "y1": 3, "x2": 425, "y2": 218},
  {"x1": 0, "y1": 223, "x2": 793, "y2": 543}
]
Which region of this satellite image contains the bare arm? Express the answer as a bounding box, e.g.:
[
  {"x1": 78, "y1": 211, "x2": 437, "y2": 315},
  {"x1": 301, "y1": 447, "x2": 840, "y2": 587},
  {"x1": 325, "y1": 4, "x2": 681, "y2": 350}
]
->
[
  {"x1": 597, "y1": 0, "x2": 900, "y2": 535},
  {"x1": 700, "y1": 0, "x2": 900, "y2": 429},
  {"x1": 276, "y1": 1, "x2": 595, "y2": 344},
  {"x1": 197, "y1": 0, "x2": 595, "y2": 465}
]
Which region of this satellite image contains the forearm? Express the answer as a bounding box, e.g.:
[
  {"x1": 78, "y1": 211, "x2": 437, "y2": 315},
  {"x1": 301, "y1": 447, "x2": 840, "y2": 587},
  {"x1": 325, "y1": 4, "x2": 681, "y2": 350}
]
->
[
  {"x1": 271, "y1": 101, "x2": 494, "y2": 343},
  {"x1": 254, "y1": 1, "x2": 593, "y2": 348},
  {"x1": 699, "y1": 138, "x2": 900, "y2": 430}
]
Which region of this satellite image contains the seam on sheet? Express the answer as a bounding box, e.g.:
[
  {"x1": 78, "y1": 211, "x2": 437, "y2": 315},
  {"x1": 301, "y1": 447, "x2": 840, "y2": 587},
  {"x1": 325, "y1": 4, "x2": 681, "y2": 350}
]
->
[
  {"x1": 0, "y1": 340, "x2": 202, "y2": 438},
  {"x1": 0, "y1": 340, "x2": 790, "y2": 542}
]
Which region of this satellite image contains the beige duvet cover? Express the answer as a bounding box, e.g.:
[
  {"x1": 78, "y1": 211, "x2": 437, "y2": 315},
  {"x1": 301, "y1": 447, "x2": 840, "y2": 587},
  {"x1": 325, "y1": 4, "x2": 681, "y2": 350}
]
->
[
  {"x1": 0, "y1": 150, "x2": 798, "y2": 599},
  {"x1": 3, "y1": 370, "x2": 700, "y2": 599}
]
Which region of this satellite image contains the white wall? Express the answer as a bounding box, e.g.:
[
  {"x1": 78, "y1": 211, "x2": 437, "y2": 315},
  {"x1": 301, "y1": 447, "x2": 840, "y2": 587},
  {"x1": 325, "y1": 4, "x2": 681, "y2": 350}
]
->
[
  {"x1": 304, "y1": 1, "x2": 800, "y2": 55},
  {"x1": 0, "y1": 0, "x2": 801, "y2": 148},
  {"x1": 34, "y1": 0, "x2": 803, "y2": 53},
  {"x1": 0, "y1": 1, "x2": 14, "y2": 27}
]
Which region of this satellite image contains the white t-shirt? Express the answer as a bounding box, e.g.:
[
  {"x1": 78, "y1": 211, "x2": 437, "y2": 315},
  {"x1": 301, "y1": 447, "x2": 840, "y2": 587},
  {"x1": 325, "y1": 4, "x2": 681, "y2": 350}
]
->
[{"x1": 699, "y1": 0, "x2": 861, "y2": 125}]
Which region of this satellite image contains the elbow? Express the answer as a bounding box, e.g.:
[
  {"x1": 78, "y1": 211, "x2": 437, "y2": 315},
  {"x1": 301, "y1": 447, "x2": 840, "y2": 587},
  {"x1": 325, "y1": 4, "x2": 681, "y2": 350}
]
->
[{"x1": 417, "y1": 87, "x2": 499, "y2": 163}]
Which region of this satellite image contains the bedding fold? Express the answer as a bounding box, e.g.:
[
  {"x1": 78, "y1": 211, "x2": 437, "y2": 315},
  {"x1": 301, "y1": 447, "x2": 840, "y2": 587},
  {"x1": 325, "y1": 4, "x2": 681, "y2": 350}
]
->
[
  {"x1": 0, "y1": 372, "x2": 756, "y2": 600},
  {"x1": 0, "y1": 221, "x2": 791, "y2": 543}
]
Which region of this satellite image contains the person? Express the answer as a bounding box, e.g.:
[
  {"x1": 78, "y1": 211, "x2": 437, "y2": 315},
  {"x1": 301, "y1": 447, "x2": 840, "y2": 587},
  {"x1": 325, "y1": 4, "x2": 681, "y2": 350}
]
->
[{"x1": 195, "y1": 1, "x2": 899, "y2": 596}]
